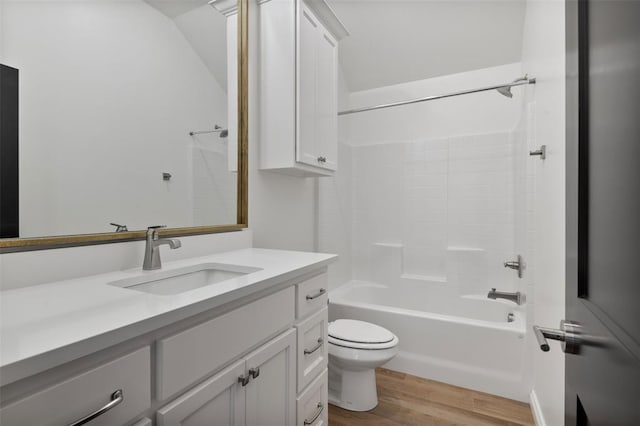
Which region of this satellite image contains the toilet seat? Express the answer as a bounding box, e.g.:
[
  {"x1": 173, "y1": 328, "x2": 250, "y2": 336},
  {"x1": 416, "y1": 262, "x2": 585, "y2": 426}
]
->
[{"x1": 328, "y1": 319, "x2": 398, "y2": 350}]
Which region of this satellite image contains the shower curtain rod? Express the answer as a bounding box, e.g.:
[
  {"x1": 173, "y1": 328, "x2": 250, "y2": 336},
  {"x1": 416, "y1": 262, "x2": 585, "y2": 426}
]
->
[{"x1": 337, "y1": 75, "x2": 536, "y2": 116}]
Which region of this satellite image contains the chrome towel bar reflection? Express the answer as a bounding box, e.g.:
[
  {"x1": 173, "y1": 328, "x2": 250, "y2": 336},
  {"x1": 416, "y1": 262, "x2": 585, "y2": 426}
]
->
[
  {"x1": 338, "y1": 75, "x2": 536, "y2": 116},
  {"x1": 189, "y1": 124, "x2": 228, "y2": 137}
]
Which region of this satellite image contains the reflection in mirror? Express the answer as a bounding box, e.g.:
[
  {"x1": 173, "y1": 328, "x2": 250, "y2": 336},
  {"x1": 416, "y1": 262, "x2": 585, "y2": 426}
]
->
[{"x1": 0, "y1": 0, "x2": 239, "y2": 239}]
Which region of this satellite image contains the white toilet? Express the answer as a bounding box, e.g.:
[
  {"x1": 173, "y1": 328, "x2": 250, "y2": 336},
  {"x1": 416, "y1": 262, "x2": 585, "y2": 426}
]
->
[{"x1": 327, "y1": 319, "x2": 399, "y2": 411}]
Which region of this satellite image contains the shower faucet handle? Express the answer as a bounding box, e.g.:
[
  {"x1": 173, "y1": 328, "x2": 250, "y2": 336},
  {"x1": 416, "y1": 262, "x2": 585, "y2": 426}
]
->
[
  {"x1": 503, "y1": 255, "x2": 525, "y2": 278},
  {"x1": 529, "y1": 145, "x2": 547, "y2": 160}
]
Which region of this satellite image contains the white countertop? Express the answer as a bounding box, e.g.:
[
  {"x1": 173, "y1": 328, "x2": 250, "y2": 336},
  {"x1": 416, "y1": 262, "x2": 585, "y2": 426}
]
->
[{"x1": 0, "y1": 248, "x2": 337, "y2": 386}]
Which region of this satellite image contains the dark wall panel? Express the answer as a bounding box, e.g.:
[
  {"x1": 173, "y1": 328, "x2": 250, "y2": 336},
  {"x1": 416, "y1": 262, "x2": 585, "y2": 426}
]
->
[{"x1": 0, "y1": 64, "x2": 19, "y2": 238}]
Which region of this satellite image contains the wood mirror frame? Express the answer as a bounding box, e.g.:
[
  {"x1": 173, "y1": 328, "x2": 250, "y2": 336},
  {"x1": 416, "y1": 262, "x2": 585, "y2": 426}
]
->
[{"x1": 0, "y1": 0, "x2": 249, "y2": 253}]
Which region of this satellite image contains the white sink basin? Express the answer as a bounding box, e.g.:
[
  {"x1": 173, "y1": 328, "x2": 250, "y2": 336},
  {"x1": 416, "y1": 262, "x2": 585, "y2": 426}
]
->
[{"x1": 109, "y1": 263, "x2": 262, "y2": 295}]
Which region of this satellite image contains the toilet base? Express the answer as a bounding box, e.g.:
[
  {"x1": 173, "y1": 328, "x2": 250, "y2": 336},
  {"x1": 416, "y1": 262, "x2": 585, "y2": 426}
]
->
[{"x1": 328, "y1": 366, "x2": 378, "y2": 411}]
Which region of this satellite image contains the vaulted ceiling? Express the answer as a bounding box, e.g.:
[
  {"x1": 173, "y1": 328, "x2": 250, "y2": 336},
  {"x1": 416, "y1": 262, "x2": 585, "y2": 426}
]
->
[
  {"x1": 145, "y1": 0, "x2": 228, "y2": 90},
  {"x1": 327, "y1": 0, "x2": 527, "y2": 92}
]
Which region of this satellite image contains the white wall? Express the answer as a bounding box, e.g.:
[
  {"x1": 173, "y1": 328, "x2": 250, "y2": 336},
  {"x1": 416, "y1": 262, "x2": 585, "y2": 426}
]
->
[
  {"x1": 345, "y1": 63, "x2": 523, "y2": 145},
  {"x1": 317, "y1": 66, "x2": 352, "y2": 289},
  {"x1": 2, "y1": 0, "x2": 232, "y2": 237},
  {"x1": 519, "y1": 1, "x2": 566, "y2": 425},
  {"x1": 330, "y1": 0, "x2": 526, "y2": 92}
]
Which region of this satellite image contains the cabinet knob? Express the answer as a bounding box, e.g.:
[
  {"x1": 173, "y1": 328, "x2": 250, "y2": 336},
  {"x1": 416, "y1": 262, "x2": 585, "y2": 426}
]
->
[
  {"x1": 317, "y1": 156, "x2": 326, "y2": 163},
  {"x1": 238, "y1": 375, "x2": 250, "y2": 387},
  {"x1": 249, "y1": 367, "x2": 260, "y2": 379}
]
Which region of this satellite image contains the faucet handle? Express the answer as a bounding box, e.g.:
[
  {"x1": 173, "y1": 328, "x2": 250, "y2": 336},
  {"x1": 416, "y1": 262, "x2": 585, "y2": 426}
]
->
[{"x1": 147, "y1": 225, "x2": 166, "y2": 239}]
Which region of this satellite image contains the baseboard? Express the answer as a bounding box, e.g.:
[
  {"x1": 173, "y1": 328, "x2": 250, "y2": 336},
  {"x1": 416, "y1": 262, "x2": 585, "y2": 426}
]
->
[{"x1": 530, "y1": 389, "x2": 547, "y2": 426}]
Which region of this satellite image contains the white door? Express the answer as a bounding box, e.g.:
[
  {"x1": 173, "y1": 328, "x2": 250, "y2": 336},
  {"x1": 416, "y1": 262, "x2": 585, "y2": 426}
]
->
[
  {"x1": 314, "y1": 29, "x2": 337, "y2": 171},
  {"x1": 156, "y1": 359, "x2": 246, "y2": 426},
  {"x1": 297, "y1": 5, "x2": 319, "y2": 167},
  {"x1": 245, "y1": 330, "x2": 296, "y2": 426}
]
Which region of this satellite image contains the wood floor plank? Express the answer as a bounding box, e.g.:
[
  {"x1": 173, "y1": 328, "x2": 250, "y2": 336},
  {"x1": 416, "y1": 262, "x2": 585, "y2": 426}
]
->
[
  {"x1": 376, "y1": 369, "x2": 475, "y2": 411},
  {"x1": 471, "y1": 394, "x2": 535, "y2": 425},
  {"x1": 328, "y1": 368, "x2": 535, "y2": 426}
]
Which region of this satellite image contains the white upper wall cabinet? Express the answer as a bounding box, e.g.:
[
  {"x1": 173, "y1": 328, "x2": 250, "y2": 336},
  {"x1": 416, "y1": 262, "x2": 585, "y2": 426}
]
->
[{"x1": 259, "y1": 0, "x2": 348, "y2": 177}]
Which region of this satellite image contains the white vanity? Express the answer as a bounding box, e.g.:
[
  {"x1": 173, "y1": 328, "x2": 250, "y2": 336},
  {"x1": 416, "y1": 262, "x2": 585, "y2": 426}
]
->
[{"x1": 0, "y1": 248, "x2": 336, "y2": 426}]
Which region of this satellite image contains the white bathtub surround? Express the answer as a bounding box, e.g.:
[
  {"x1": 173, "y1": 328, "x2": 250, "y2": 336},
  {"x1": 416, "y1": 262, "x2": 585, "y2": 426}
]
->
[
  {"x1": 328, "y1": 130, "x2": 530, "y2": 400},
  {"x1": 0, "y1": 248, "x2": 337, "y2": 386},
  {"x1": 329, "y1": 280, "x2": 528, "y2": 401},
  {"x1": 350, "y1": 132, "x2": 518, "y2": 291}
]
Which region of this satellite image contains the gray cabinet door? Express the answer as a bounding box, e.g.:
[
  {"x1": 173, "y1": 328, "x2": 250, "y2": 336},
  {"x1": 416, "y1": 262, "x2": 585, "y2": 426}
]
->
[
  {"x1": 156, "y1": 359, "x2": 246, "y2": 426},
  {"x1": 566, "y1": 1, "x2": 640, "y2": 424},
  {"x1": 245, "y1": 329, "x2": 296, "y2": 426}
]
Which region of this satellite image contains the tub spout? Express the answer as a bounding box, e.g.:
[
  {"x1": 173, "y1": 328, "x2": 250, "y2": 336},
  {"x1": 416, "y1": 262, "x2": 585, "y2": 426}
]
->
[{"x1": 487, "y1": 288, "x2": 525, "y2": 305}]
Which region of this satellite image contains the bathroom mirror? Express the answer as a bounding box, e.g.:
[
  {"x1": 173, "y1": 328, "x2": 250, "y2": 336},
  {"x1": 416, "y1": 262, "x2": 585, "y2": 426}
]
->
[{"x1": 0, "y1": 0, "x2": 248, "y2": 252}]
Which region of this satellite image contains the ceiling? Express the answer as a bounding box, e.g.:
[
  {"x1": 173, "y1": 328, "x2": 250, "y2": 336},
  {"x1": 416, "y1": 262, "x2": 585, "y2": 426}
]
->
[
  {"x1": 327, "y1": 0, "x2": 527, "y2": 92},
  {"x1": 145, "y1": 0, "x2": 228, "y2": 90}
]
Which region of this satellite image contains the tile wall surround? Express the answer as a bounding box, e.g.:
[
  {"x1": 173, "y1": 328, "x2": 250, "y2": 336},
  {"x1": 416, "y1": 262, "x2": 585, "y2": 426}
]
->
[
  {"x1": 191, "y1": 144, "x2": 237, "y2": 226},
  {"x1": 319, "y1": 63, "x2": 529, "y2": 295},
  {"x1": 346, "y1": 132, "x2": 519, "y2": 294}
]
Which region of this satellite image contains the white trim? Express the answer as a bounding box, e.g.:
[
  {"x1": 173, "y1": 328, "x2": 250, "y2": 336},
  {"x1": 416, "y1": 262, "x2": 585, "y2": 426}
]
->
[
  {"x1": 208, "y1": 0, "x2": 238, "y2": 17},
  {"x1": 302, "y1": 0, "x2": 349, "y2": 41},
  {"x1": 530, "y1": 389, "x2": 547, "y2": 426}
]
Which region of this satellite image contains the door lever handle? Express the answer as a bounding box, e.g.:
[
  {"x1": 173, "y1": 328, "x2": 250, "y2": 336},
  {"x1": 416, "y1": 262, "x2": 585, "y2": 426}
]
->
[{"x1": 533, "y1": 320, "x2": 581, "y2": 354}]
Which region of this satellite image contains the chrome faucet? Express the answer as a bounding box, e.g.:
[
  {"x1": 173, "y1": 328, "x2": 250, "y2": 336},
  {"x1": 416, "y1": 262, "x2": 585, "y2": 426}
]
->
[
  {"x1": 143, "y1": 226, "x2": 181, "y2": 271},
  {"x1": 487, "y1": 288, "x2": 525, "y2": 305}
]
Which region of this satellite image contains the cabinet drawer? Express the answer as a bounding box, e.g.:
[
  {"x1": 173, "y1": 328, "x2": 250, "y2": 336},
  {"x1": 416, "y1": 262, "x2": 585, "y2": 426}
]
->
[
  {"x1": 296, "y1": 369, "x2": 328, "y2": 426},
  {"x1": 296, "y1": 307, "x2": 328, "y2": 393},
  {"x1": 0, "y1": 347, "x2": 150, "y2": 426},
  {"x1": 295, "y1": 272, "x2": 328, "y2": 319},
  {"x1": 157, "y1": 286, "x2": 295, "y2": 400}
]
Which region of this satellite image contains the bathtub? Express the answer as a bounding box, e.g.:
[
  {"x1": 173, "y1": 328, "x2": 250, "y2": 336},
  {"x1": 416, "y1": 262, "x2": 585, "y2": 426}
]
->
[{"x1": 328, "y1": 280, "x2": 529, "y2": 401}]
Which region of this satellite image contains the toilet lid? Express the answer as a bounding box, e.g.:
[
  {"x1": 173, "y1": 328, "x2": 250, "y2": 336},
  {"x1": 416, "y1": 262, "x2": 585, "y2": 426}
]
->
[{"x1": 329, "y1": 319, "x2": 395, "y2": 344}]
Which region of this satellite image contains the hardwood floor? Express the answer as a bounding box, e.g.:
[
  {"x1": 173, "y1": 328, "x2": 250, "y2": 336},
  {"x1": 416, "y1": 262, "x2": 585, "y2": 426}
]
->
[{"x1": 328, "y1": 368, "x2": 535, "y2": 426}]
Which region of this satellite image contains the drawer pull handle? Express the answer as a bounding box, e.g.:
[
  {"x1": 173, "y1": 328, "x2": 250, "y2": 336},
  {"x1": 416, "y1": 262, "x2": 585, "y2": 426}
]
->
[
  {"x1": 68, "y1": 389, "x2": 123, "y2": 426},
  {"x1": 306, "y1": 288, "x2": 326, "y2": 301},
  {"x1": 304, "y1": 402, "x2": 324, "y2": 425},
  {"x1": 249, "y1": 367, "x2": 260, "y2": 379},
  {"x1": 304, "y1": 338, "x2": 324, "y2": 355},
  {"x1": 238, "y1": 374, "x2": 250, "y2": 387}
]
